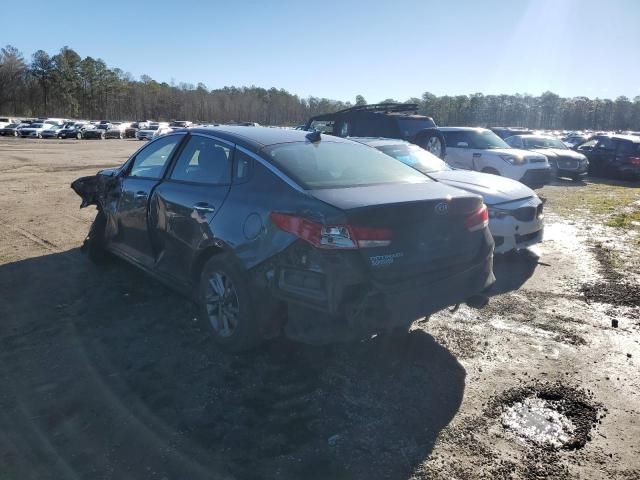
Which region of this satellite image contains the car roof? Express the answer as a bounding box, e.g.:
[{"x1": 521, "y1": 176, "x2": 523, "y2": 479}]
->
[
  {"x1": 189, "y1": 126, "x2": 354, "y2": 150},
  {"x1": 595, "y1": 134, "x2": 640, "y2": 143},
  {"x1": 439, "y1": 127, "x2": 488, "y2": 132},
  {"x1": 348, "y1": 137, "x2": 410, "y2": 148}
]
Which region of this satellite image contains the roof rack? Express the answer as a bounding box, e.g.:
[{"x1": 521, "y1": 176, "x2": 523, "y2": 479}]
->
[{"x1": 333, "y1": 103, "x2": 419, "y2": 115}]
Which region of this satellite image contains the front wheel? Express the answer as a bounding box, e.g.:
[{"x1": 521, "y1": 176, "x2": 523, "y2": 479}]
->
[
  {"x1": 76, "y1": 132, "x2": 82, "y2": 140},
  {"x1": 198, "y1": 255, "x2": 261, "y2": 352},
  {"x1": 85, "y1": 210, "x2": 110, "y2": 264}
]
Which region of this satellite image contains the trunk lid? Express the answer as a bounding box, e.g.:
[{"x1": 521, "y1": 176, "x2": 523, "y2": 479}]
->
[{"x1": 309, "y1": 182, "x2": 487, "y2": 279}]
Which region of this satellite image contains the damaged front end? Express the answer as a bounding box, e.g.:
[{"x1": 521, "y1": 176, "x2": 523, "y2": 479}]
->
[{"x1": 70, "y1": 169, "x2": 119, "y2": 209}]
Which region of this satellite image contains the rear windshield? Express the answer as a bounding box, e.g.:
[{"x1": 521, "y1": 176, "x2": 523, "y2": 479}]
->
[
  {"x1": 522, "y1": 136, "x2": 568, "y2": 149},
  {"x1": 263, "y1": 141, "x2": 429, "y2": 190},
  {"x1": 377, "y1": 144, "x2": 451, "y2": 174}
]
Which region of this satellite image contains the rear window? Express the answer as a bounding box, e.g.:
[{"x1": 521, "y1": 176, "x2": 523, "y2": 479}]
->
[
  {"x1": 377, "y1": 144, "x2": 450, "y2": 174},
  {"x1": 263, "y1": 141, "x2": 428, "y2": 190},
  {"x1": 396, "y1": 118, "x2": 436, "y2": 137}
]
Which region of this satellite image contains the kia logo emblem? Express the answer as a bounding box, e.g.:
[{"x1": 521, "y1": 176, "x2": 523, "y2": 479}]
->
[{"x1": 434, "y1": 202, "x2": 448, "y2": 215}]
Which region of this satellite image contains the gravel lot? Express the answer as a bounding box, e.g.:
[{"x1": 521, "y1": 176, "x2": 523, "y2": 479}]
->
[{"x1": 1, "y1": 137, "x2": 639, "y2": 480}]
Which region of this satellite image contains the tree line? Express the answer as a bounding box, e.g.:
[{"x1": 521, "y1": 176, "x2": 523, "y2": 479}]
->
[{"x1": 1, "y1": 45, "x2": 640, "y2": 130}]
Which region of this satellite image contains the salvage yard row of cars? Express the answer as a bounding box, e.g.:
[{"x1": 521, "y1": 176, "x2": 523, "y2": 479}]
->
[
  {"x1": 0, "y1": 117, "x2": 194, "y2": 140},
  {"x1": 24, "y1": 102, "x2": 638, "y2": 352}
]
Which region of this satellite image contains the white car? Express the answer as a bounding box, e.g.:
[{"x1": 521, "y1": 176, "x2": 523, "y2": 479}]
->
[
  {"x1": 358, "y1": 138, "x2": 544, "y2": 254},
  {"x1": 440, "y1": 127, "x2": 551, "y2": 188},
  {"x1": 19, "y1": 122, "x2": 53, "y2": 138},
  {"x1": 0, "y1": 117, "x2": 19, "y2": 129},
  {"x1": 136, "y1": 122, "x2": 164, "y2": 140}
]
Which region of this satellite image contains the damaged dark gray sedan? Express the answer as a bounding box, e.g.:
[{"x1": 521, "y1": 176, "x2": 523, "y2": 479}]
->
[{"x1": 72, "y1": 127, "x2": 495, "y2": 351}]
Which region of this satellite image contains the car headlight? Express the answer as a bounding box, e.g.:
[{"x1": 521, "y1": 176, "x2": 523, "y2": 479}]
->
[
  {"x1": 488, "y1": 207, "x2": 510, "y2": 219},
  {"x1": 499, "y1": 154, "x2": 525, "y2": 165}
]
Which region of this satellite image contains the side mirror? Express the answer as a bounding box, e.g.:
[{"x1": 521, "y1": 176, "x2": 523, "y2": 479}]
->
[{"x1": 456, "y1": 141, "x2": 469, "y2": 148}]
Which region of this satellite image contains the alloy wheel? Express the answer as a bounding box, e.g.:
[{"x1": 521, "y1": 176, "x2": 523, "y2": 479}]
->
[{"x1": 205, "y1": 271, "x2": 240, "y2": 338}]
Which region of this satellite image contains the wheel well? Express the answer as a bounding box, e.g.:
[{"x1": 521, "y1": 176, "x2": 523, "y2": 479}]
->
[{"x1": 191, "y1": 245, "x2": 226, "y2": 284}]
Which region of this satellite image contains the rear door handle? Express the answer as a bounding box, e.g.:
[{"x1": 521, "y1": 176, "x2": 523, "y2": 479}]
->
[
  {"x1": 193, "y1": 202, "x2": 216, "y2": 214},
  {"x1": 134, "y1": 191, "x2": 148, "y2": 199}
]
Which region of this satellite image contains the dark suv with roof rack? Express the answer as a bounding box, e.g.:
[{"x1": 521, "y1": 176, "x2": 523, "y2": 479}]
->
[{"x1": 304, "y1": 103, "x2": 448, "y2": 159}]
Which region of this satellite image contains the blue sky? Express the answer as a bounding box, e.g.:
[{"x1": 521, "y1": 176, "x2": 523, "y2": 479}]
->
[{"x1": 6, "y1": 0, "x2": 640, "y2": 102}]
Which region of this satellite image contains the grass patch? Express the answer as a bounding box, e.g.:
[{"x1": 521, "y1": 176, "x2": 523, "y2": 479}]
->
[
  {"x1": 606, "y1": 209, "x2": 640, "y2": 229},
  {"x1": 539, "y1": 181, "x2": 640, "y2": 218}
]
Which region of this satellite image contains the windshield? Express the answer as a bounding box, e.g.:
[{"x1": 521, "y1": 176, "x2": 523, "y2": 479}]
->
[
  {"x1": 523, "y1": 136, "x2": 568, "y2": 149},
  {"x1": 470, "y1": 130, "x2": 509, "y2": 149},
  {"x1": 396, "y1": 118, "x2": 437, "y2": 137},
  {"x1": 97, "y1": 125, "x2": 108, "y2": 129},
  {"x1": 264, "y1": 141, "x2": 428, "y2": 189},
  {"x1": 376, "y1": 143, "x2": 450, "y2": 174}
]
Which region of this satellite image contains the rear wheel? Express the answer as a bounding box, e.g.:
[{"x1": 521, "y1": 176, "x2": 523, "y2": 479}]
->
[
  {"x1": 416, "y1": 130, "x2": 447, "y2": 159},
  {"x1": 198, "y1": 255, "x2": 261, "y2": 352}
]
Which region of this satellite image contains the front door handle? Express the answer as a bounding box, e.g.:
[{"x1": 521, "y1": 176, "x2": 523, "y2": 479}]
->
[
  {"x1": 193, "y1": 202, "x2": 216, "y2": 214},
  {"x1": 134, "y1": 191, "x2": 148, "y2": 199}
]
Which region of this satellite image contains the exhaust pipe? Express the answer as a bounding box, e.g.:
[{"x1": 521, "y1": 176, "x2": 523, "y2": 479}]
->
[{"x1": 465, "y1": 294, "x2": 489, "y2": 309}]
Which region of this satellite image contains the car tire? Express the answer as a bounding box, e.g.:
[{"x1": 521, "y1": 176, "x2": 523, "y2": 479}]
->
[
  {"x1": 100, "y1": 132, "x2": 105, "y2": 140},
  {"x1": 415, "y1": 129, "x2": 447, "y2": 159},
  {"x1": 482, "y1": 167, "x2": 500, "y2": 175},
  {"x1": 86, "y1": 210, "x2": 110, "y2": 264},
  {"x1": 119, "y1": 132, "x2": 124, "y2": 139},
  {"x1": 37, "y1": 133, "x2": 42, "y2": 139},
  {"x1": 198, "y1": 255, "x2": 261, "y2": 352},
  {"x1": 13, "y1": 131, "x2": 18, "y2": 137},
  {"x1": 76, "y1": 132, "x2": 82, "y2": 140}
]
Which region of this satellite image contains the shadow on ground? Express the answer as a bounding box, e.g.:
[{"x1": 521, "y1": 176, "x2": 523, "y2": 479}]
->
[
  {"x1": 0, "y1": 249, "x2": 467, "y2": 479},
  {"x1": 488, "y1": 249, "x2": 540, "y2": 297}
]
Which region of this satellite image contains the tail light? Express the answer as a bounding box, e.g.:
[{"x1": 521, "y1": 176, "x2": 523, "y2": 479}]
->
[
  {"x1": 270, "y1": 213, "x2": 392, "y2": 249},
  {"x1": 465, "y1": 205, "x2": 489, "y2": 232},
  {"x1": 627, "y1": 156, "x2": 640, "y2": 165}
]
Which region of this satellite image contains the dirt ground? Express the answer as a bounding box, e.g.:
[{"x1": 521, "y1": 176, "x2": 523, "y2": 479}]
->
[{"x1": 0, "y1": 137, "x2": 639, "y2": 480}]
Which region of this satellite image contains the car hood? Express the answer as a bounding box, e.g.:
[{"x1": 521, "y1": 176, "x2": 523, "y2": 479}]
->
[
  {"x1": 429, "y1": 170, "x2": 534, "y2": 205},
  {"x1": 527, "y1": 148, "x2": 586, "y2": 159}
]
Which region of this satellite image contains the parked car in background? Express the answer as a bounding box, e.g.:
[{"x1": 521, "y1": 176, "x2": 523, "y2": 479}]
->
[
  {"x1": 490, "y1": 127, "x2": 534, "y2": 139},
  {"x1": 575, "y1": 134, "x2": 640, "y2": 179},
  {"x1": 152, "y1": 126, "x2": 175, "y2": 139},
  {"x1": 136, "y1": 123, "x2": 162, "y2": 140},
  {"x1": 19, "y1": 122, "x2": 53, "y2": 138},
  {"x1": 563, "y1": 133, "x2": 589, "y2": 148},
  {"x1": 305, "y1": 103, "x2": 448, "y2": 159},
  {"x1": 169, "y1": 120, "x2": 192, "y2": 128},
  {"x1": 356, "y1": 138, "x2": 544, "y2": 254},
  {"x1": 504, "y1": 134, "x2": 589, "y2": 181},
  {"x1": 440, "y1": 127, "x2": 551, "y2": 188},
  {"x1": 41, "y1": 124, "x2": 64, "y2": 138},
  {"x1": 83, "y1": 123, "x2": 124, "y2": 139},
  {"x1": 0, "y1": 117, "x2": 19, "y2": 129},
  {"x1": 125, "y1": 121, "x2": 148, "y2": 138},
  {"x1": 0, "y1": 123, "x2": 21, "y2": 136},
  {"x1": 43, "y1": 118, "x2": 66, "y2": 126},
  {"x1": 71, "y1": 127, "x2": 495, "y2": 351},
  {"x1": 59, "y1": 122, "x2": 91, "y2": 139}
]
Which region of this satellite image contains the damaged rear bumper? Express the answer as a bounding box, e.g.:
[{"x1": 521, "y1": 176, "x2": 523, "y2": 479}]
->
[{"x1": 272, "y1": 244, "x2": 495, "y2": 343}]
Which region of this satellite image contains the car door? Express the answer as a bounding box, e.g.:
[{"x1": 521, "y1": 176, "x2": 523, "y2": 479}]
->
[
  {"x1": 112, "y1": 134, "x2": 185, "y2": 266},
  {"x1": 580, "y1": 136, "x2": 613, "y2": 174},
  {"x1": 442, "y1": 131, "x2": 472, "y2": 168},
  {"x1": 149, "y1": 133, "x2": 233, "y2": 282}
]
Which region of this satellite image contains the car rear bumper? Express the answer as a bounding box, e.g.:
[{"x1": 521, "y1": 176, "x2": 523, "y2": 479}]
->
[{"x1": 279, "y1": 236, "x2": 495, "y2": 343}]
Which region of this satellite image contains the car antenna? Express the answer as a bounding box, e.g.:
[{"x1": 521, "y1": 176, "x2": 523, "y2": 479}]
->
[{"x1": 306, "y1": 131, "x2": 321, "y2": 143}]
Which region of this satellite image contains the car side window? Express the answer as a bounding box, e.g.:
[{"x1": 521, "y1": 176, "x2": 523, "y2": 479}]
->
[
  {"x1": 129, "y1": 135, "x2": 183, "y2": 179},
  {"x1": 444, "y1": 132, "x2": 465, "y2": 148},
  {"x1": 170, "y1": 135, "x2": 232, "y2": 185},
  {"x1": 233, "y1": 149, "x2": 253, "y2": 182}
]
